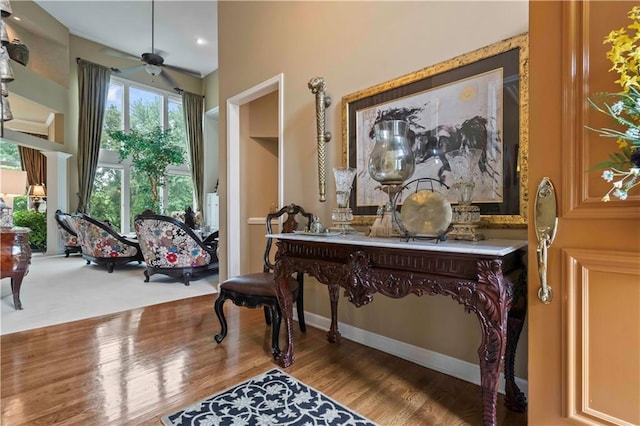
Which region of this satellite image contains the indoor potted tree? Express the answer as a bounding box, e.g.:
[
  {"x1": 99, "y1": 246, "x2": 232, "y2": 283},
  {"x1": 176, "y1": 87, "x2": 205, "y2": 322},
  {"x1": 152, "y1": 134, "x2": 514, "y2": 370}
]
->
[{"x1": 108, "y1": 126, "x2": 186, "y2": 213}]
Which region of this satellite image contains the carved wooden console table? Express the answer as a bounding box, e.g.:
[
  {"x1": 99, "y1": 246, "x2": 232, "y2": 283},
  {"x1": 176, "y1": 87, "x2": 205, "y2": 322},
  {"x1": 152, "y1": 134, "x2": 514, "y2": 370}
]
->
[
  {"x1": 270, "y1": 233, "x2": 527, "y2": 426},
  {"x1": 1, "y1": 227, "x2": 31, "y2": 310}
]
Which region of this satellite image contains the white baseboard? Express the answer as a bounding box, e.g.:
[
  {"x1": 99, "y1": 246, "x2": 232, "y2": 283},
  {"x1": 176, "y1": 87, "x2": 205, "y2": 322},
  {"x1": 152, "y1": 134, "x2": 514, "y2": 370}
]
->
[{"x1": 296, "y1": 310, "x2": 528, "y2": 398}]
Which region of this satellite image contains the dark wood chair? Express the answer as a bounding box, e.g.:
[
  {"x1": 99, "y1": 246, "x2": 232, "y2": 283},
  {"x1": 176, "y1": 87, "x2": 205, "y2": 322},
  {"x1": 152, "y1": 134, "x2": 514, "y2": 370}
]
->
[{"x1": 214, "y1": 203, "x2": 313, "y2": 357}]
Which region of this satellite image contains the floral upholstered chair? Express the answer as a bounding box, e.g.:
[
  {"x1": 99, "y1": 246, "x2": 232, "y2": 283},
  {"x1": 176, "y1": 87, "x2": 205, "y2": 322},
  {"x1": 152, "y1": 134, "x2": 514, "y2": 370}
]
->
[
  {"x1": 73, "y1": 213, "x2": 144, "y2": 273},
  {"x1": 54, "y1": 210, "x2": 82, "y2": 257},
  {"x1": 134, "y1": 210, "x2": 219, "y2": 286}
]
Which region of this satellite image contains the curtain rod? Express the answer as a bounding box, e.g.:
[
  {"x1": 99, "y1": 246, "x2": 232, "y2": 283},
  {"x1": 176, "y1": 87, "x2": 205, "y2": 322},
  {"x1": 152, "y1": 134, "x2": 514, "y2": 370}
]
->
[
  {"x1": 174, "y1": 87, "x2": 205, "y2": 98},
  {"x1": 76, "y1": 57, "x2": 120, "y2": 73}
]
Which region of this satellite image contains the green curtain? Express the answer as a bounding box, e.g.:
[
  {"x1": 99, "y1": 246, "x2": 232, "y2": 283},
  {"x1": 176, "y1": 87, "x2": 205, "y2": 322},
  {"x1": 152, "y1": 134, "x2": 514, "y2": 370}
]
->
[
  {"x1": 76, "y1": 59, "x2": 111, "y2": 213},
  {"x1": 182, "y1": 91, "x2": 204, "y2": 213}
]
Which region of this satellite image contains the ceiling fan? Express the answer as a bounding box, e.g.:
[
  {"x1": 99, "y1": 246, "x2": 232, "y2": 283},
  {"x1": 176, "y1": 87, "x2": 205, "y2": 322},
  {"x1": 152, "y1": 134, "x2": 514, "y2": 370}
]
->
[{"x1": 109, "y1": 0, "x2": 200, "y2": 87}]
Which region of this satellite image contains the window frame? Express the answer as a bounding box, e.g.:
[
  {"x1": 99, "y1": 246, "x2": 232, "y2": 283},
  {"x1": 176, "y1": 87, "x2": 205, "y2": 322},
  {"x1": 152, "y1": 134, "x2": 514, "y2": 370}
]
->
[{"x1": 95, "y1": 76, "x2": 192, "y2": 233}]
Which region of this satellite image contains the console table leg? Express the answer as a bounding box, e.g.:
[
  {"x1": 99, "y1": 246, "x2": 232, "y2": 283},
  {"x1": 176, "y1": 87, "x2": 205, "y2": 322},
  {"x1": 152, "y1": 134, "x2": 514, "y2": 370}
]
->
[
  {"x1": 274, "y1": 273, "x2": 295, "y2": 368},
  {"x1": 327, "y1": 283, "x2": 342, "y2": 343},
  {"x1": 504, "y1": 273, "x2": 527, "y2": 412},
  {"x1": 11, "y1": 275, "x2": 24, "y2": 310},
  {"x1": 478, "y1": 333, "x2": 504, "y2": 426}
]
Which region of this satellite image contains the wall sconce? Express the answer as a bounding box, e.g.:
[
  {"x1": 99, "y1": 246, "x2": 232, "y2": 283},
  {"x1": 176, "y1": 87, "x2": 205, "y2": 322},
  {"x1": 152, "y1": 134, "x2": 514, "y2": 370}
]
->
[
  {"x1": 308, "y1": 77, "x2": 332, "y2": 202},
  {"x1": 0, "y1": 45, "x2": 13, "y2": 138},
  {"x1": 0, "y1": 46, "x2": 14, "y2": 82},
  {"x1": 28, "y1": 184, "x2": 46, "y2": 211},
  {"x1": 0, "y1": 18, "x2": 9, "y2": 45},
  {"x1": 0, "y1": 0, "x2": 13, "y2": 17},
  {"x1": 0, "y1": 168, "x2": 27, "y2": 228}
]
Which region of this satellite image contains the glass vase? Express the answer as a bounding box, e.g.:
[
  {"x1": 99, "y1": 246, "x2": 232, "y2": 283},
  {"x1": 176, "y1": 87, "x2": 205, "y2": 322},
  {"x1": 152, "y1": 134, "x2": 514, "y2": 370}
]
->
[
  {"x1": 368, "y1": 120, "x2": 415, "y2": 185},
  {"x1": 333, "y1": 167, "x2": 356, "y2": 208},
  {"x1": 330, "y1": 167, "x2": 357, "y2": 233},
  {"x1": 444, "y1": 148, "x2": 482, "y2": 206}
]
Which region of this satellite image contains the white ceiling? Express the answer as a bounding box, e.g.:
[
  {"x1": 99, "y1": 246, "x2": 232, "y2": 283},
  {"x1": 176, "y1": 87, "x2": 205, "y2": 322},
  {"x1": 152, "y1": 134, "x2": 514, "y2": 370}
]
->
[
  {"x1": 5, "y1": 1, "x2": 218, "y2": 135},
  {"x1": 33, "y1": 0, "x2": 218, "y2": 78}
]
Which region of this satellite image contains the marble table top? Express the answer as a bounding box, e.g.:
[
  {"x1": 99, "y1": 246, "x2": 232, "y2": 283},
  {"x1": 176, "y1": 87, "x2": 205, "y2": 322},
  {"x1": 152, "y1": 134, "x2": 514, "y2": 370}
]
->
[{"x1": 267, "y1": 232, "x2": 527, "y2": 256}]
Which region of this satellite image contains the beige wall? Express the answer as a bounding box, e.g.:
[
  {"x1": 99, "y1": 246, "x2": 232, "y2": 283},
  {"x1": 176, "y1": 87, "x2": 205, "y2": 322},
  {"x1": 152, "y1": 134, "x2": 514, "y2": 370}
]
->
[
  {"x1": 8, "y1": 0, "x2": 69, "y2": 88},
  {"x1": 218, "y1": 1, "x2": 529, "y2": 377},
  {"x1": 203, "y1": 69, "x2": 219, "y2": 112}
]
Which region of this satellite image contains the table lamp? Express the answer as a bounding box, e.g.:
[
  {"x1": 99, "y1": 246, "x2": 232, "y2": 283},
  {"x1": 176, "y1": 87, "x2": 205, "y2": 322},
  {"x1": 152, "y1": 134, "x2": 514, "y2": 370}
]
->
[
  {"x1": 0, "y1": 168, "x2": 27, "y2": 228},
  {"x1": 28, "y1": 183, "x2": 46, "y2": 211}
]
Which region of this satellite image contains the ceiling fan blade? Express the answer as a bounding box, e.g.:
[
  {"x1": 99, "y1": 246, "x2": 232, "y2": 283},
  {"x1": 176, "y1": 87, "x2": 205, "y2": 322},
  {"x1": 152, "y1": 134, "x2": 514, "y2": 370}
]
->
[
  {"x1": 159, "y1": 69, "x2": 179, "y2": 89},
  {"x1": 152, "y1": 48, "x2": 168, "y2": 58},
  {"x1": 113, "y1": 65, "x2": 145, "y2": 77},
  {"x1": 162, "y1": 63, "x2": 201, "y2": 78}
]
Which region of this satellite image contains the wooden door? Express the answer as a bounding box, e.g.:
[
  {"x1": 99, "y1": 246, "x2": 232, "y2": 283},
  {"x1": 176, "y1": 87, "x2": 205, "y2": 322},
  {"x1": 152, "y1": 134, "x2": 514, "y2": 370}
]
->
[{"x1": 529, "y1": 1, "x2": 640, "y2": 424}]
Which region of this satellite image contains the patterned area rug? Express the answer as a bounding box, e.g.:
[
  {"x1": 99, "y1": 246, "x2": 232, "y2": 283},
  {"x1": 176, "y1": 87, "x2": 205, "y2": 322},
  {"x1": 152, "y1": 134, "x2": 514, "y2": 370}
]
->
[{"x1": 161, "y1": 369, "x2": 377, "y2": 426}]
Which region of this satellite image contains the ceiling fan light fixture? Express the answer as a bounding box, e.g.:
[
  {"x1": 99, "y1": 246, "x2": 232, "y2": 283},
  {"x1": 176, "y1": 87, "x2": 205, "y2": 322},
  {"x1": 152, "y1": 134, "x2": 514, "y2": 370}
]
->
[{"x1": 145, "y1": 63, "x2": 161, "y2": 76}]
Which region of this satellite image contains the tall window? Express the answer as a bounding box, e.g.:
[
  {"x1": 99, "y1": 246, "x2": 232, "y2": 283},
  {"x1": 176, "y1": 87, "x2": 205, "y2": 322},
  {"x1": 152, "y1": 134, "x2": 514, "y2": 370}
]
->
[{"x1": 90, "y1": 77, "x2": 194, "y2": 233}]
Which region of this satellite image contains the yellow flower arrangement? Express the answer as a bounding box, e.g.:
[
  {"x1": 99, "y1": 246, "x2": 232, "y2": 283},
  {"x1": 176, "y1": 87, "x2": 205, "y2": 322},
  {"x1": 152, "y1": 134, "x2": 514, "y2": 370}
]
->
[{"x1": 587, "y1": 5, "x2": 640, "y2": 201}]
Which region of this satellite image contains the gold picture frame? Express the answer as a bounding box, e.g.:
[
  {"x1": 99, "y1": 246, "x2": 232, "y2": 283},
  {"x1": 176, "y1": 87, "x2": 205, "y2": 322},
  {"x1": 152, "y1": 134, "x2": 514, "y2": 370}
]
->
[{"x1": 341, "y1": 33, "x2": 529, "y2": 228}]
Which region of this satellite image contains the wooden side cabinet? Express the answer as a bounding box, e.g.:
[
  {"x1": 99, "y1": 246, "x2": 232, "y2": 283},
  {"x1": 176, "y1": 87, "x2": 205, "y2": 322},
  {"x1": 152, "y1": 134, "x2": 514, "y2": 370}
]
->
[{"x1": 1, "y1": 227, "x2": 31, "y2": 310}]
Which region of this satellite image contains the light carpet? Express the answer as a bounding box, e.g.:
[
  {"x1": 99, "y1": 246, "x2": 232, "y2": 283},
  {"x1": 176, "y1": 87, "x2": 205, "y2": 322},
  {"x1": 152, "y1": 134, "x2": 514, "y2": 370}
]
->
[
  {"x1": 161, "y1": 368, "x2": 378, "y2": 426},
  {"x1": 0, "y1": 253, "x2": 218, "y2": 335}
]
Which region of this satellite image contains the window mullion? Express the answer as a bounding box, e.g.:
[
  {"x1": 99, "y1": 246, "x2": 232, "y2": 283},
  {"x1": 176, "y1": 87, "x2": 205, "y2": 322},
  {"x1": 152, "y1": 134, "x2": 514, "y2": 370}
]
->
[
  {"x1": 163, "y1": 94, "x2": 169, "y2": 129},
  {"x1": 121, "y1": 165, "x2": 131, "y2": 234},
  {"x1": 123, "y1": 81, "x2": 130, "y2": 132}
]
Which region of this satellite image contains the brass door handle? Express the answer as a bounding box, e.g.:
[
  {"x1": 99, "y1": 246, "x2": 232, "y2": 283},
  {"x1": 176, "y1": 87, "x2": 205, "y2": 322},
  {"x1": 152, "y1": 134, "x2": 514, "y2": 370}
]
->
[
  {"x1": 537, "y1": 234, "x2": 552, "y2": 303},
  {"x1": 534, "y1": 177, "x2": 558, "y2": 304}
]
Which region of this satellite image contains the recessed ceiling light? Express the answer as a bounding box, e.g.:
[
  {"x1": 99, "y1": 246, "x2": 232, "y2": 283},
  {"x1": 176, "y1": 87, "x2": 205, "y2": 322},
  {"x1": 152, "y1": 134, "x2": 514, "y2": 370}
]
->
[
  {"x1": 196, "y1": 38, "x2": 207, "y2": 46},
  {"x1": 12, "y1": 16, "x2": 20, "y2": 21}
]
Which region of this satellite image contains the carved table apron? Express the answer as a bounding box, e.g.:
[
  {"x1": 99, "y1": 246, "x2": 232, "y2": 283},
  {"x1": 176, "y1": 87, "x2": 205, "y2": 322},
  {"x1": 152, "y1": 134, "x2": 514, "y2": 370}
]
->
[{"x1": 270, "y1": 233, "x2": 527, "y2": 426}]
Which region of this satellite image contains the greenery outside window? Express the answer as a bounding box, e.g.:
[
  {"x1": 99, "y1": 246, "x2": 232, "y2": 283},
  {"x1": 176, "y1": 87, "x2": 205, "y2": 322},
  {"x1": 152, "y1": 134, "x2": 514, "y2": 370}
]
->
[
  {"x1": 89, "y1": 166, "x2": 123, "y2": 230},
  {"x1": 90, "y1": 77, "x2": 194, "y2": 233}
]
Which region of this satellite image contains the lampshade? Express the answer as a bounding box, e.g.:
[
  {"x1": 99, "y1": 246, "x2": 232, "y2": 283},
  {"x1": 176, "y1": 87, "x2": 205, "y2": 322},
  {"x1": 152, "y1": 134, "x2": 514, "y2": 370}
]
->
[
  {"x1": 0, "y1": 168, "x2": 27, "y2": 194},
  {"x1": 0, "y1": 168, "x2": 27, "y2": 205},
  {"x1": 0, "y1": 167, "x2": 25, "y2": 228},
  {"x1": 28, "y1": 184, "x2": 46, "y2": 197}
]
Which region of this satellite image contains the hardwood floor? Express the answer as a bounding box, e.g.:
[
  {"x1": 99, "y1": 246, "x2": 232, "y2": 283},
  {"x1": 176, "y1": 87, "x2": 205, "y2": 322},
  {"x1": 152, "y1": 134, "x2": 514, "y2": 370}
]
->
[{"x1": 1, "y1": 295, "x2": 527, "y2": 425}]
